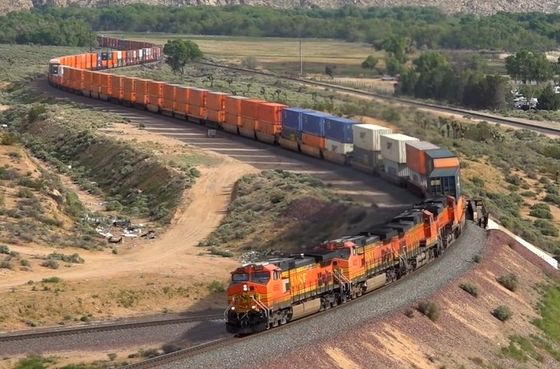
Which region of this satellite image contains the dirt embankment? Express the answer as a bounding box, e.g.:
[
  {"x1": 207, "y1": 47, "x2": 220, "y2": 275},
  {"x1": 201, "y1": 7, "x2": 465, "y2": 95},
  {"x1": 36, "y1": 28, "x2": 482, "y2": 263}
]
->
[{"x1": 258, "y1": 230, "x2": 560, "y2": 369}]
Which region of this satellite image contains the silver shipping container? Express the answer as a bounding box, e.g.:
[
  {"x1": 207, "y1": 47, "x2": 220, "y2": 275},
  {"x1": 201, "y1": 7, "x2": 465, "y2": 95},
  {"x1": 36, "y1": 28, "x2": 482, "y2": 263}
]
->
[
  {"x1": 352, "y1": 124, "x2": 392, "y2": 151},
  {"x1": 384, "y1": 158, "x2": 411, "y2": 177},
  {"x1": 380, "y1": 133, "x2": 419, "y2": 164},
  {"x1": 325, "y1": 138, "x2": 353, "y2": 155}
]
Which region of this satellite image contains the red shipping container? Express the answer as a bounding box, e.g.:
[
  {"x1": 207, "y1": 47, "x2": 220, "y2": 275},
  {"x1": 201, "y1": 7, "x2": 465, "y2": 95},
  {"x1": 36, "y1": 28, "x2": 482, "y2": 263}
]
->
[{"x1": 406, "y1": 141, "x2": 439, "y2": 175}]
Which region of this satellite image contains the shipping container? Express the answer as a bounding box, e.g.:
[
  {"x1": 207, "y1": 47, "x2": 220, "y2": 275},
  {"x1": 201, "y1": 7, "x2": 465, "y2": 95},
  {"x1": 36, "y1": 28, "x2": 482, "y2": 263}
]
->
[
  {"x1": 258, "y1": 103, "x2": 286, "y2": 125},
  {"x1": 301, "y1": 133, "x2": 326, "y2": 149},
  {"x1": 352, "y1": 124, "x2": 392, "y2": 151},
  {"x1": 324, "y1": 138, "x2": 353, "y2": 155},
  {"x1": 99, "y1": 73, "x2": 112, "y2": 99},
  {"x1": 324, "y1": 116, "x2": 356, "y2": 143},
  {"x1": 425, "y1": 149, "x2": 460, "y2": 173},
  {"x1": 82, "y1": 70, "x2": 93, "y2": 96},
  {"x1": 147, "y1": 81, "x2": 164, "y2": 110},
  {"x1": 281, "y1": 127, "x2": 301, "y2": 143},
  {"x1": 122, "y1": 77, "x2": 136, "y2": 104},
  {"x1": 162, "y1": 84, "x2": 176, "y2": 113},
  {"x1": 380, "y1": 134, "x2": 419, "y2": 164},
  {"x1": 282, "y1": 107, "x2": 309, "y2": 131},
  {"x1": 174, "y1": 85, "x2": 189, "y2": 116},
  {"x1": 208, "y1": 109, "x2": 226, "y2": 124},
  {"x1": 111, "y1": 75, "x2": 124, "y2": 101},
  {"x1": 405, "y1": 141, "x2": 439, "y2": 175},
  {"x1": 207, "y1": 91, "x2": 228, "y2": 112},
  {"x1": 351, "y1": 147, "x2": 382, "y2": 169},
  {"x1": 384, "y1": 158, "x2": 411, "y2": 178},
  {"x1": 189, "y1": 88, "x2": 208, "y2": 108},
  {"x1": 428, "y1": 167, "x2": 461, "y2": 198},
  {"x1": 225, "y1": 96, "x2": 247, "y2": 118},
  {"x1": 408, "y1": 169, "x2": 428, "y2": 189},
  {"x1": 134, "y1": 79, "x2": 149, "y2": 105},
  {"x1": 301, "y1": 111, "x2": 329, "y2": 136}
]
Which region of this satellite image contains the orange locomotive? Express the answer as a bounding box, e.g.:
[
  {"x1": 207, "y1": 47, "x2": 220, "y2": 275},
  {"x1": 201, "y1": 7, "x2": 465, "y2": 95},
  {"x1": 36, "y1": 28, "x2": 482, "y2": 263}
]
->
[{"x1": 226, "y1": 196, "x2": 465, "y2": 334}]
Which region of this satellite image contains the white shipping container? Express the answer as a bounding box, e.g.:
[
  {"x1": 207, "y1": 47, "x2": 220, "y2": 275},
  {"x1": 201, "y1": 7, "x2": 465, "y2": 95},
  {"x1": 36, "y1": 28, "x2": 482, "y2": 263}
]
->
[
  {"x1": 117, "y1": 51, "x2": 122, "y2": 60},
  {"x1": 380, "y1": 133, "x2": 419, "y2": 164},
  {"x1": 352, "y1": 124, "x2": 392, "y2": 151},
  {"x1": 384, "y1": 158, "x2": 411, "y2": 178},
  {"x1": 408, "y1": 169, "x2": 428, "y2": 189},
  {"x1": 325, "y1": 138, "x2": 353, "y2": 155}
]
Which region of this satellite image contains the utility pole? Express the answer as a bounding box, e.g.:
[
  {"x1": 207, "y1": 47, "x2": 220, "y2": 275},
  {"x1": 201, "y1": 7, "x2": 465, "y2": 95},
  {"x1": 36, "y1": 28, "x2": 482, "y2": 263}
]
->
[{"x1": 299, "y1": 38, "x2": 303, "y2": 76}]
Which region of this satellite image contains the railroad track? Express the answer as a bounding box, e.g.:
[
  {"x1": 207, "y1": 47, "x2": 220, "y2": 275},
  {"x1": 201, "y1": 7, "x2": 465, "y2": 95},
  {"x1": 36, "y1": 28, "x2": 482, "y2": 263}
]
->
[
  {"x1": 0, "y1": 313, "x2": 223, "y2": 343},
  {"x1": 196, "y1": 60, "x2": 560, "y2": 136}
]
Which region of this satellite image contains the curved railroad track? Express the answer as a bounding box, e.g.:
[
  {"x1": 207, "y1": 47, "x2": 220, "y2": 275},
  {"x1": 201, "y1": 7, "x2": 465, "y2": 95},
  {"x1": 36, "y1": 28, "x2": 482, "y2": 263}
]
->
[{"x1": 197, "y1": 60, "x2": 560, "y2": 137}]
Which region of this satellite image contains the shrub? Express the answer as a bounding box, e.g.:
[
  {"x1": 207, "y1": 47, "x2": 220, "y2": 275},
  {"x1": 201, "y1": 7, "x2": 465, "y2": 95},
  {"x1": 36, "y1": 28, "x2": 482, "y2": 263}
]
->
[
  {"x1": 41, "y1": 260, "x2": 59, "y2": 269},
  {"x1": 0, "y1": 261, "x2": 13, "y2": 269},
  {"x1": 47, "y1": 252, "x2": 84, "y2": 264},
  {"x1": 472, "y1": 254, "x2": 482, "y2": 263},
  {"x1": 492, "y1": 305, "x2": 512, "y2": 322},
  {"x1": 459, "y1": 283, "x2": 478, "y2": 297},
  {"x1": 13, "y1": 356, "x2": 47, "y2": 369},
  {"x1": 162, "y1": 343, "x2": 183, "y2": 354},
  {"x1": 0, "y1": 245, "x2": 9, "y2": 254},
  {"x1": 520, "y1": 191, "x2": 536, "y2": 198},
  {"x1": 139, "y1": 348, "x2": 160, "y2": 358},
  {"x1": 208, "y1": 280, "x2": 225, "y2": 293},
  {"x1": 208, "y1": 247, "x2": 233, "y2": 258},
  {"x1": 529, "y1": 204, "x2": 552, "y2": 219},
  {"x1": 470, "y1": 176, "x2": 485, "y2": 187},
  {"x1": 544, "y1": 194, "x2": 560, "y2": 206},
  {"x1": 107, "y1": 353, "x2": 117, "y2": 361},
  {"x1": 20, "y1": 259, "x2": 30, "y2": 267},
  {"x1": 41, "y1": 277, "x2": 61, "y2": 283},
  {"x1": 534, "y1": 219, "x2": 559, "y2": 236},
  {"x1": 417, "y1": 301, "x2": 440, "y2": 322},
  {"x1": 497, "y1": 274, "x2": 519, "y2": 292}
]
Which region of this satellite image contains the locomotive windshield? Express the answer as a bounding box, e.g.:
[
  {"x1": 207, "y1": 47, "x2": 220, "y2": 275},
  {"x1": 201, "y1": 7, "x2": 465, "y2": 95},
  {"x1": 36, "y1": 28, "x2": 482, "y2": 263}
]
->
[
  {"x1": 232, "y1": 273, "x2": 249, "y2": 282},
  {"x1": 252, "y1": 272, "x2": 270, "y2": 284}
]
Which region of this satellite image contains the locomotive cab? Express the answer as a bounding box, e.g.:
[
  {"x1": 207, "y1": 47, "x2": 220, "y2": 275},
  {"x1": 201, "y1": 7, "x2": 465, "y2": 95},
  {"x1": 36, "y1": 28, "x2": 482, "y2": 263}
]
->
[
  {"x1": 48, "y1": 58, "x2": 63, "y2": 85},
  {"x1": 225, "y1": 263, "x2": 284, "y2": 334}
]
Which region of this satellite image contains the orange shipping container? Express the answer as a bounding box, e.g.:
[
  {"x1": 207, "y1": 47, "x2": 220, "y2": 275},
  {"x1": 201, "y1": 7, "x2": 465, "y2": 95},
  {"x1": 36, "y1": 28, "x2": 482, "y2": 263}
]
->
[
  {"x1": 189, "y1": 88, "x2": 208, "y2": 108},
  {"x1": 301, "y1": 133, "x2": 326, "y2": 149},
  {"x1": 99, "y1": 73, "x2": 112, "y2": 96},
  {"x1": 135, "y1": 79, "x2": 149, "y2": 105},
  {"x1": 207, "y1": 109, "x2": 225, "y2": 124},
  {"x1": 147, "y1": 81, "x2": 164, "y2": 107},
  {"x1": 433, "y1": 157, "x2": 460, "y2": 169},
  {"x1": 240, "y1": 99, "x2": 264, "y2": 119},
  {"x1": 174, "y1": 86, "x2": 189, "y2": 115},
  {"x1": 258, "y1": 102, "x2": 286, "y2": 125},
  {"x1": 122, "y1": 77, "x2": 136, "y2": 104},
  {"x1": 207, "y1": 92, "x2": 228, "y2": 112},
  {"x1": 188, "y1": 105, "x2": 207, "y2": 119},
  {"x1": 225, "y1": 113, "x2": 242, "y2": 127},
  {"x1": 90, "y1": 72, "x2": 102, "y2": 94},
  {"x1": 257, "y1": 122, "x2": 282, "y2": 136},
  {"x1": 405, "y1": 141, "x2": 439, "y2": 175},
  {"x1": 225, "y1": 95, "x2": 246, "y2": 117},
  {"x1": 82, "y1": 70, "x2": 93, "y2": 93},
  {"x1": 162, "y1": 84, "x2": 176, "y2": 112},
  {"x1": 111, "y1": 76, "x2": 124, "y2": 100}
]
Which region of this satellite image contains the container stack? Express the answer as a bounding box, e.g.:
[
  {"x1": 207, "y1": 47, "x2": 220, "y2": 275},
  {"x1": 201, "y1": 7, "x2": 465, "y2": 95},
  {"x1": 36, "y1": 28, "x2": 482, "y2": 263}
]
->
[
  {"x1": 161, "y1": 84, "x2": 176, "y2": 115},
  {"x1": 301, "y1": 111, "x2": 328, "y2": 158},
  {"x1": 174, "y1": 86, "x2": 189, "y2": 118},
  {"x1": 111, "y1": 75, "x2": 123, "y2": 102},
  {"x1": 122, "y1": 77, "x2": 135, "y2": 104},
  {"x1": 134, "y1": 79, "x2": 149, "y2": 106},
  {"x1": 99, "y1": 73, "x2": 112, "y2": 101},
  {"x1": 279, "y1": 107, "x2": 307, "y2": 152},
  {"x1": 405, "y1": 141, "x2": 440, "y2": 191},
  {"x1": 147, "y1": 81, "x2": 164, "y2": 112},
  {"x1": 224, "y1": 96, "x2": 247, "y2": 134},
  {"x1": 207, "y1": 91, "x2": 228, "y2": 127},
  {"x1": 256, "y1": 103, "x2": 286, "y2": 144},
  {"x1": 239, "y1": 99, "x2": 264, "y2": 138},
  {"x1": 380, "y1": 134, "x2": 419, "y2": 178},
  {"x1": 425, "y1": 149, "x2": 462, "y2": 198},
  {"x1": 351, "y1": 124, "x2": 392, "y2": 174},
  {"x1": 323, "y1": 116, "x2": 356, "y2": 165},
  {"x1": 188, "y1": 88, "x2": 208, "y2": 121}
]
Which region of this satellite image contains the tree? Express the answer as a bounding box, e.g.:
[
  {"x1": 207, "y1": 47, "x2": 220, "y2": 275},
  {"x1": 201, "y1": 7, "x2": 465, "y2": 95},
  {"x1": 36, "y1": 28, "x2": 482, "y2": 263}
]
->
[
  {"x1": 538, "y1": 85, "x2": 560, "y2": 110},
  {"x1": 163, "y1": 39, "x2": 203, "y2": 75},
  {"x1": 505, "y1": 50, "x2": 553, "y2": 84},
  {"x1": 361, "y1": 55, "x2": 378, "y2": 71},
  {"x1": 325, "y1": 65, "x2": 335, "y2": 78},
  {"x1": 381, "y1": 36, "x2": 410, "y2": 64}
]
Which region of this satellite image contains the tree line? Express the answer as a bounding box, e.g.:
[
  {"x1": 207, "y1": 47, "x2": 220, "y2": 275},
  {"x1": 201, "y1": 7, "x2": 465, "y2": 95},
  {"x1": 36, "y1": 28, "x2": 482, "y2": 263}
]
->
[{"x1": 1, "y1": 5, "x2": 560, "y2": 51}]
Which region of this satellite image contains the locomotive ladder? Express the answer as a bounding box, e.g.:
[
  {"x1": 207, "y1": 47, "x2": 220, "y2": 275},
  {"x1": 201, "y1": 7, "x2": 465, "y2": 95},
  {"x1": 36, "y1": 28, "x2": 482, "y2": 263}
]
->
[{"x1": 333, "y1": 269, "x2": 352, "y2": 293}]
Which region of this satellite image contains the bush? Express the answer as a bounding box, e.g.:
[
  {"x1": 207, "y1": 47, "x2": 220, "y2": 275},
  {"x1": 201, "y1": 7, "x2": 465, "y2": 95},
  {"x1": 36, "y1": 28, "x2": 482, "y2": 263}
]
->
[
  {"x1": 0, "y1": 245, "x2": 10, "y2": 254},
  {"x1": 497, "y1": 274, "x2": 519, "y2": 292},
  {"x1": 417, "y1": 301, "x2": 440, "y2": 322},
  {"x1": 492, "y1": 305, "x2": 513, "y2": 322},
  {"x1": 0, "y1": 261, "x2": 13, "y2": 269},
  {"x1": 534, "y1": 219, "x2": 559, "y2": 236},
  {"x1": 47, "y1": 252, "x2": 84, "y2": 264},
  {"x1": 41, "y1": 260, "x2": 59, "y2": 269},
  {"x1": 544, "y1": 194, "x2": 560, "y2": 206},
  {"x1": 208, "y1": 247, "x2": 233, "y2": 258},
  {"x1": 41, "y1": 277, "x2": 61, "y2": 283},
  {"x1": 208, "y1": 280, "x2": 225, "y2": 293},
  {"x1": 459, "y1": 283, "x2": 478, "y2": 297},
  {"x1": 472, "y1": 254, "x2": 482, "y2": 263},
  {"x1": 529, "y1": 204, "x2": 552, "y2": 219},
  {"x1": 162, "y1": 343, "x2": 183, "y2": 354}
]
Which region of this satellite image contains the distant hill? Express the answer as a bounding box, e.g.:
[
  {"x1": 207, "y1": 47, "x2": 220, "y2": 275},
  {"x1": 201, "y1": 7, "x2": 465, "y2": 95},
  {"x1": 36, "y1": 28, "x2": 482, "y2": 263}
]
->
[{"x1": 3, "y1": 0, "x2": 560, "y2": 16}]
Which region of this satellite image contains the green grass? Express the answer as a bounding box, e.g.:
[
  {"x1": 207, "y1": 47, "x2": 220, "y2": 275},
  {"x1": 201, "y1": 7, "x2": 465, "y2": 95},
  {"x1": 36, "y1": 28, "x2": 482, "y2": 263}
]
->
[{"x1": 533, "y1": 284, "x2": 560, "y2": 342}]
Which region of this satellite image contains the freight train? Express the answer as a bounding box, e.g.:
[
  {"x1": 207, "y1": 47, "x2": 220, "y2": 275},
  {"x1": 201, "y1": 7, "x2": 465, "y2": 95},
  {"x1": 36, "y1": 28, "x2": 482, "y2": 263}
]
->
[{"x1": 47, "y1": 36, "x2": 485, "y2": 335}]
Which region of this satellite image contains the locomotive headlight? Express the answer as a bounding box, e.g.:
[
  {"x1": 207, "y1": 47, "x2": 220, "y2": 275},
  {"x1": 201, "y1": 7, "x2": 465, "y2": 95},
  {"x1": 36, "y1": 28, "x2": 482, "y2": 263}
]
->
[
  {"x1": 230, "y1": 306, "x2": 235, "y2": 311},
  {"x1": 243, "y1": 284, "x2": 248, "y2": 292},
  {"x1": 251, "y1": 305, "x2": 257, "y2": 310}
]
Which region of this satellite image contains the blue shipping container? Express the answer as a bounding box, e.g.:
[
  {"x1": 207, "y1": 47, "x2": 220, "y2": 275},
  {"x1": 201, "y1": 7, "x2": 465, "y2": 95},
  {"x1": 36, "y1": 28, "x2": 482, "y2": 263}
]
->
[
  {"x1": 324, "y1": 116, "x2": 356, "y2": 143},
  {"x1": 301, "y1": 111, "x2": 329, "y2": 136},
  {"x1": 282, "y1": 107, "x2": 309, "y2": 131}
]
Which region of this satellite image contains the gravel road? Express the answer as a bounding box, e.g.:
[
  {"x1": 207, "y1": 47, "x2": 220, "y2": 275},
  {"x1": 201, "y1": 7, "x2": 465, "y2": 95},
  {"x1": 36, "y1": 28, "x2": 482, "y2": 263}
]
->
[{"x1": 159, "y1": 223, "x2": 486, "y2": 369}]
